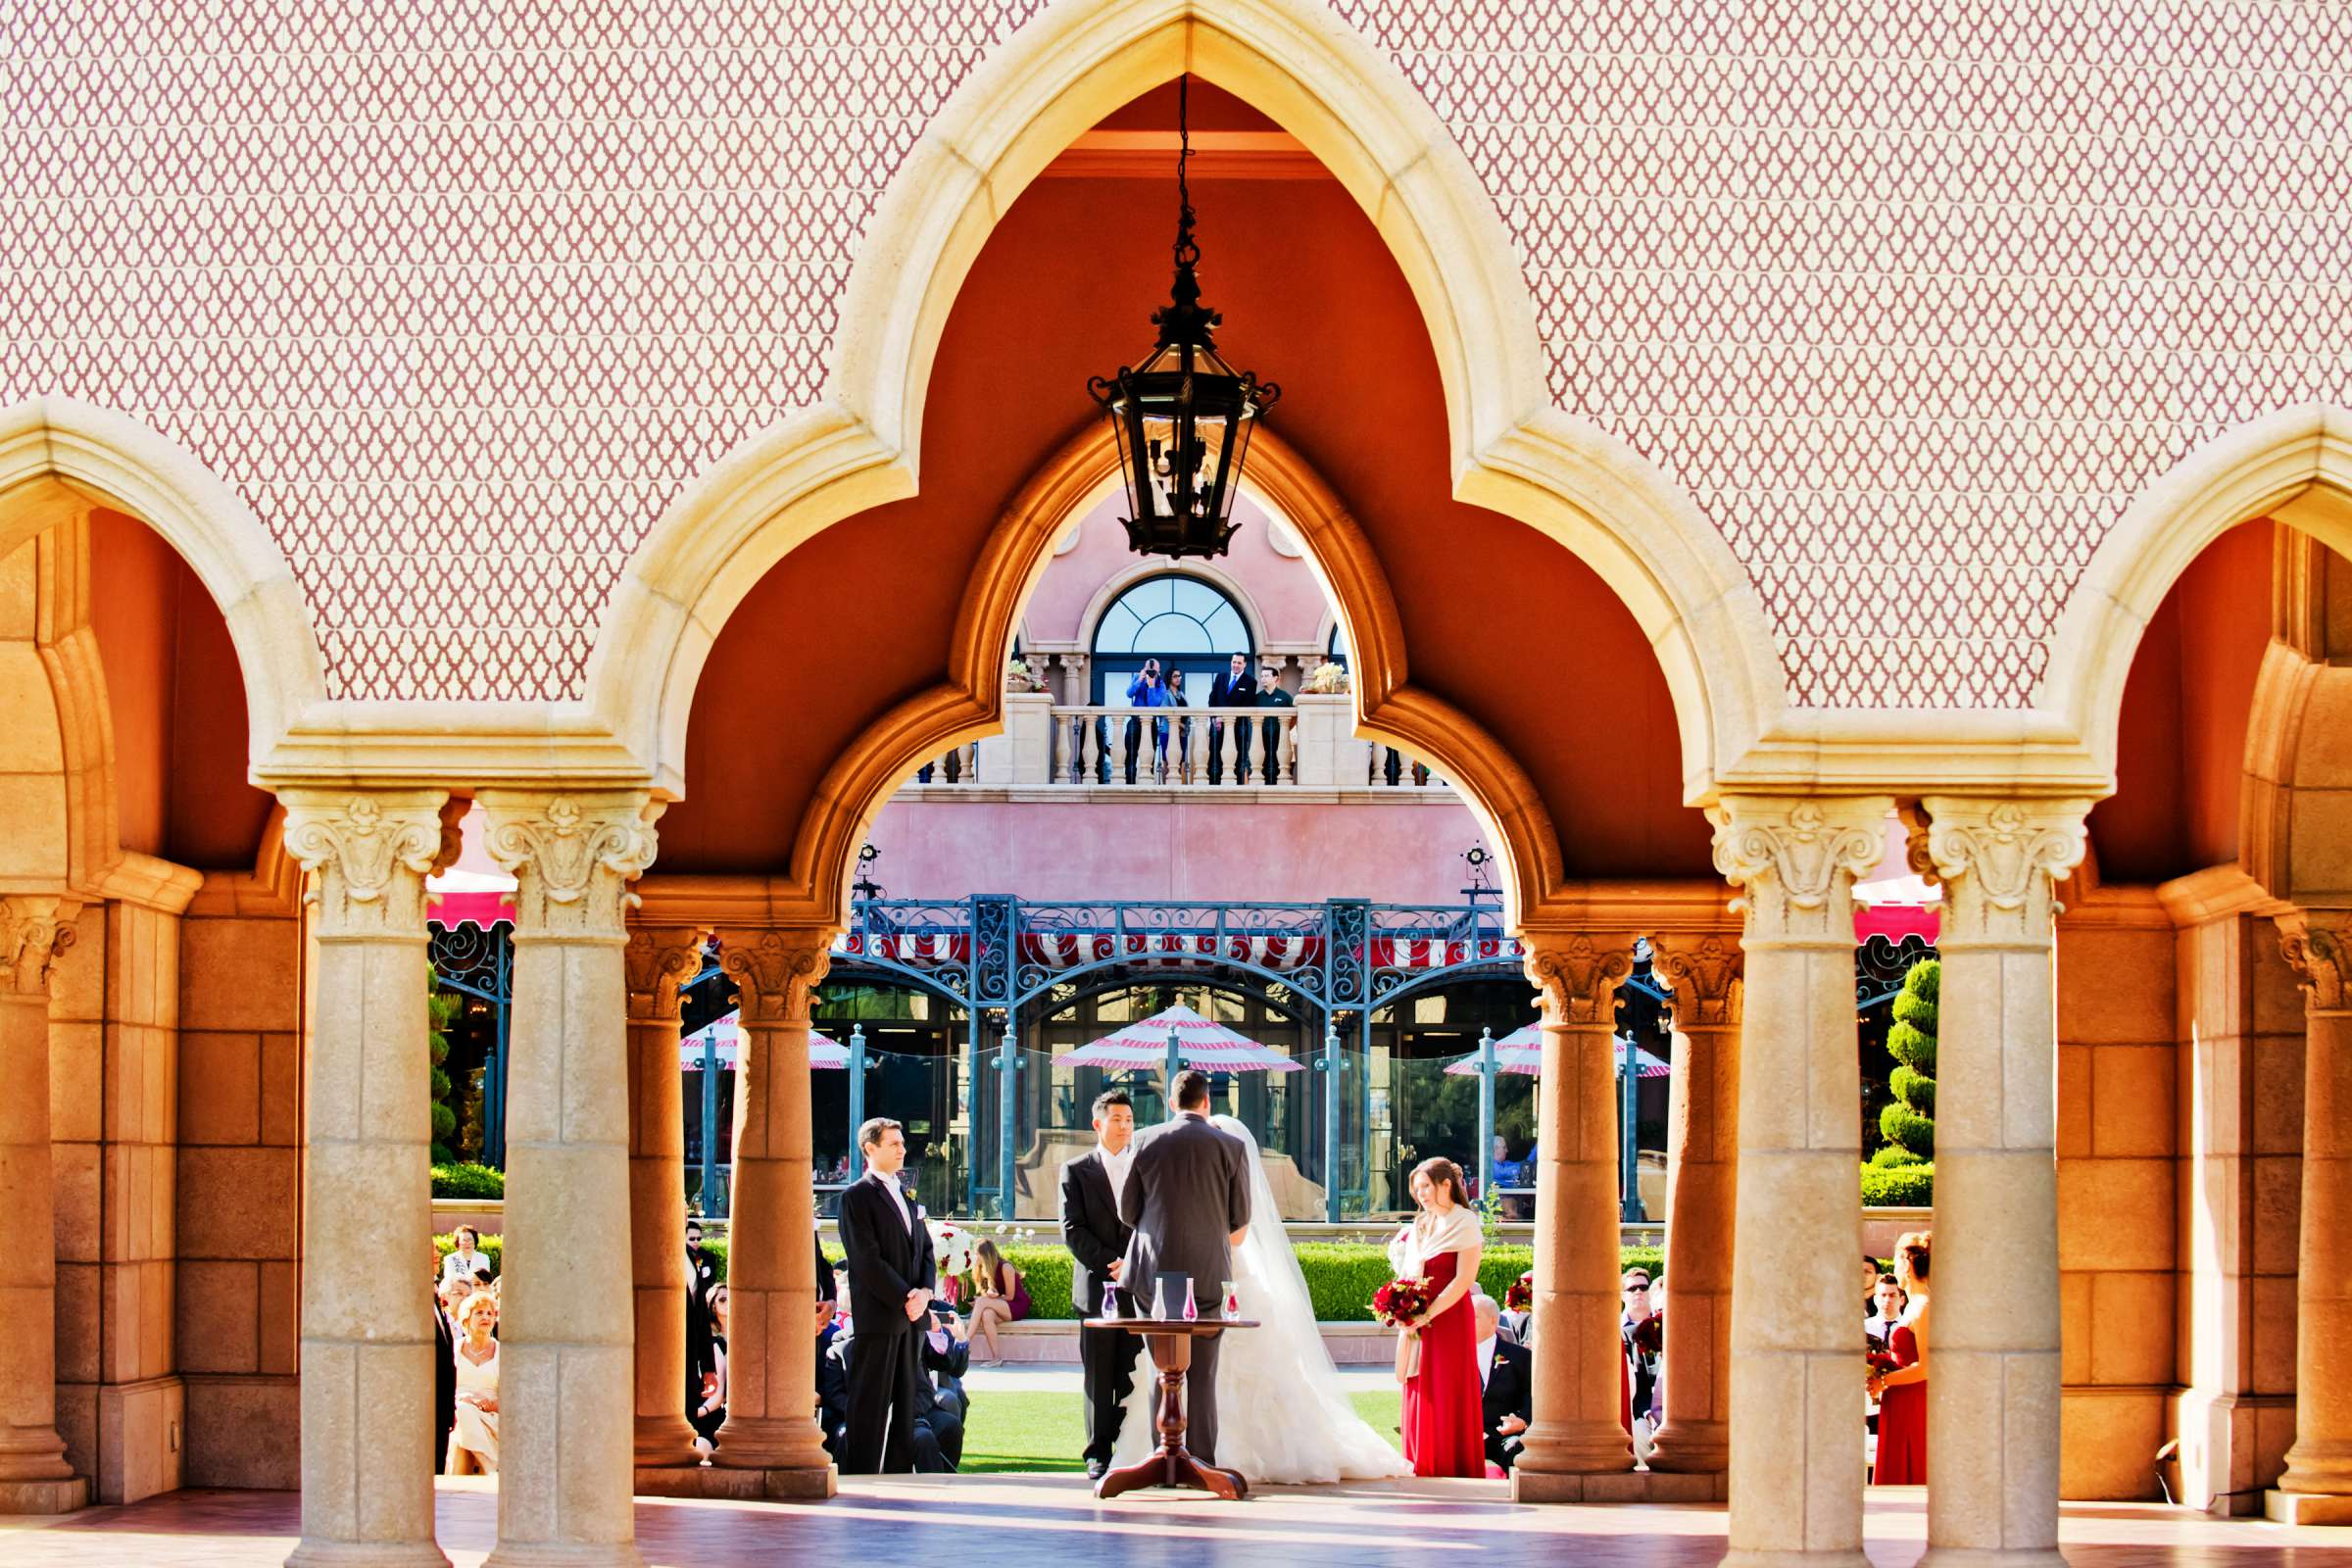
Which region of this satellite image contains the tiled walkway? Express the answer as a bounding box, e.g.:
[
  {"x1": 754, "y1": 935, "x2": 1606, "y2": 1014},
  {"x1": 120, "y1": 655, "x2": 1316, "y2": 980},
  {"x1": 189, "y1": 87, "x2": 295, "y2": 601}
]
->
[{"x1": 2, "y1": 1479, "x2": 2341, "y2": 1568}]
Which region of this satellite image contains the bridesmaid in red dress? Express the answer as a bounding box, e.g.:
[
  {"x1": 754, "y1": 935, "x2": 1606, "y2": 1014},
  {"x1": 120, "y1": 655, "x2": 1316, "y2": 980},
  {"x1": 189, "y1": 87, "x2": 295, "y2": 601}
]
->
[
  {"x1": 1869, "y1": 1234, "x2": 1932, "y2": 1484},
  {"x1": 1388, "y1": 1155, "x2": 1486, "y2": 1477}
]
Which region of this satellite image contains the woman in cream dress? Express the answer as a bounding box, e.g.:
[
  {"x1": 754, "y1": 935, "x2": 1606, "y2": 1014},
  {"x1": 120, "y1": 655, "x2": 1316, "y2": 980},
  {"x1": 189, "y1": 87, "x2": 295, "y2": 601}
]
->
[{"x1": 448, "y1": 1290, "x2": 501, "y2": 1474}]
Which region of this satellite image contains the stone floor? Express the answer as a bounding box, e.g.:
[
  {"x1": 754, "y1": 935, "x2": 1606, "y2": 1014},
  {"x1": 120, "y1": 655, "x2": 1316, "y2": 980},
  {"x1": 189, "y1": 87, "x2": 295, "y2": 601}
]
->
[{"x1": 3, "y1": 1480, "x2": 2343, "y2": 1568}]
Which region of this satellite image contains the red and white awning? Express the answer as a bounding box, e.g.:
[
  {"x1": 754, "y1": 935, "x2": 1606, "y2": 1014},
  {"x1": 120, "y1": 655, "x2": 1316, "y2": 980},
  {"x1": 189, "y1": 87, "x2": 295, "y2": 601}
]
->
[
  {"x1": 679, "y1": 1011, "x2": 851, "y2": 1071},
  {"x1": 1442, "y1": 1025, "x2": 1671, "y2": 1078},
  {"x1": 1054, "y1": 1003, "x2": 1302, "y2": 1072}
]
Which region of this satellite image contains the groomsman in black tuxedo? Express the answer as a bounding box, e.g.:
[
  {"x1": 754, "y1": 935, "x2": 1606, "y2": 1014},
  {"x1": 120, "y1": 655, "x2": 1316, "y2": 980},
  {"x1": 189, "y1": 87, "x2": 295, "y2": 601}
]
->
[
  {"x1": 1060, "y1": 1089, "x2": 1139, "y2": 1480},
  {"x1": 1474, "y1": 1294, "x2": 1532, "y2": 1474},
  {"x1": 431, "y1": 1244, "x2": 457, "y2": 1473},
  {"x1": 836, "y1": 1117, "x2": 935, "y2": 1474},
  {"x1": 1208, "y1": 651, "x2": 1255, "y2": 783}
]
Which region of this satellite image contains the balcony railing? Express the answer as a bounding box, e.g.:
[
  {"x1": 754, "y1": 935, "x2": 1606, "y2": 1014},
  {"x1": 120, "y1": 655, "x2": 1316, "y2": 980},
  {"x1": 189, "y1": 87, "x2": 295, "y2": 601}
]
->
[{"x1": 910, "y1": 691, "x2": 1444, "y2": 792}]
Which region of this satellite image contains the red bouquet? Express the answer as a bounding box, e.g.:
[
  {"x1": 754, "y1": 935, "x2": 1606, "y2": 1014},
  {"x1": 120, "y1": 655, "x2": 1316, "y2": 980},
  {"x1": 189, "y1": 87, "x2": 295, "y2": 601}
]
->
[
  {"x1": 1372, "y1": 1276, "x2": 1435, "y2": 1328},
  {"x1": 1503, "y1": 1273, "x2": 1533, "y2": 1313},
  {"x1": 1866, "y1": 1347, "x2": 1901, "y2": 1377}
]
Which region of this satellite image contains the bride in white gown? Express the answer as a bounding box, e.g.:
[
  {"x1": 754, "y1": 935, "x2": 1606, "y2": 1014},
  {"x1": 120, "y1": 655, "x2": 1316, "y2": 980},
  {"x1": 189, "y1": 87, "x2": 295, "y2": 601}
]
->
[{"x1": 1109, "y1": 1114, "x2": 1410, "y2": 1483}]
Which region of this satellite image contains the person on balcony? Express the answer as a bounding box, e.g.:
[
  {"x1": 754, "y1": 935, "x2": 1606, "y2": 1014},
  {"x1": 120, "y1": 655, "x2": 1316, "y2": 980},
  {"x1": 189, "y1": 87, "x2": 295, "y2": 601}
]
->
[
  {"x1": 1122, "y1": 660, "x2": 1176, "y2": 783},
  {"x1": 1254, "y1": 663, "x2": 1293, "y2": 783},
  {"x1": 1209, "y1": 651, "x2": 1256, "y2": 783},
  {"x1": 1167, "y1": 668, "x2": 1195, "y2": 779}
]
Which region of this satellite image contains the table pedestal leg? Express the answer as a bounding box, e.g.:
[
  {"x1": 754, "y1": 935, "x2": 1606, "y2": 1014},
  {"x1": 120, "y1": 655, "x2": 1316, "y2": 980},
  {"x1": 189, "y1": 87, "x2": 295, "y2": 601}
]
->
[{"x1": 1094, "y1": 1332, "x2": 1246, "y2": 1500}]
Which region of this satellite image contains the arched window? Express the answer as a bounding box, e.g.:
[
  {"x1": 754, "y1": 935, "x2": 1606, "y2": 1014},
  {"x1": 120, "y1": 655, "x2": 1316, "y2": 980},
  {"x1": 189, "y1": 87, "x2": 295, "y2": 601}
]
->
[{"x1": 1089, "y1": 573, "x2": 1252, "y2": 705}]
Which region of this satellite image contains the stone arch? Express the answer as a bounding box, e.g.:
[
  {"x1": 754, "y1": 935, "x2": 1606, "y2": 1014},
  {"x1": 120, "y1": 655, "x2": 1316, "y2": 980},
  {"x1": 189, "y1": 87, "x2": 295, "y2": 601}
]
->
[
  {"x1": 2039, "y1": 403, "x2": 2352, "y2": 787},
  {"x1": 760, "y1": 418, "x2": 1568, "y2": 929},
  {"x1": 0, "y1": 396, "x2": 329, "y2": 761},
  {"x1": 586, "y1": 0, "x2": 1780, "y2": 808}
]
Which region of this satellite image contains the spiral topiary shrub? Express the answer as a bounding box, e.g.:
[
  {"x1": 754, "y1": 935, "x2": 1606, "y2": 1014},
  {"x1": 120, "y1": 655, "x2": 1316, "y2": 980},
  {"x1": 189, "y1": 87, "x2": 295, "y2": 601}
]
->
[
  {"x1": 1879, "y1": 958, "x2": 1938, "y2": 1158},
  {"x1": 427, "y1": 989, "x2": 460, "y2": 1162}
]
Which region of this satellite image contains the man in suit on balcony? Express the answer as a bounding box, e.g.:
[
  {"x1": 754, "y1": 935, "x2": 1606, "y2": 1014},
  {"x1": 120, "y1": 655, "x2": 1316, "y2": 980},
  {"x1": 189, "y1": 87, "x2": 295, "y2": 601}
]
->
[{"x1": 1208, "y1": 652, "x2": 1255, "y2": 783}]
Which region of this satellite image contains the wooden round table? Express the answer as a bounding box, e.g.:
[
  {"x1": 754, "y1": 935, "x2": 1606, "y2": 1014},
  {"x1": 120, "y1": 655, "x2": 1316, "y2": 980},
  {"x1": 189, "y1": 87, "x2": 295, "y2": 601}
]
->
[{"x1": 1081, "y1": 1315, "x2": 1259, "y2": 1500}]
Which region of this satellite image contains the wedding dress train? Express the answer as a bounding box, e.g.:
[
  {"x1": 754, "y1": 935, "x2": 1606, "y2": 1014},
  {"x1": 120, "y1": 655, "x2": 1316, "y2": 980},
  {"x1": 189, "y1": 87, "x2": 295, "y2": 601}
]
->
[{"x1": 1109, "y1": 1115, "x2": 1410, "y2": 1484}]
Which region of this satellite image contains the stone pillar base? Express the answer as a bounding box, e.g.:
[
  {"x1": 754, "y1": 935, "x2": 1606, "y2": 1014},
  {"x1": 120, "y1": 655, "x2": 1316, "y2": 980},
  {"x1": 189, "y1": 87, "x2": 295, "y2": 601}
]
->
[
  {"x1": 1719, "y1": 1553, "x2": 1871, "y2": 1568},
  {"x1": 1645, "y1": 1419, "x2": 1730, "y2": 1474},
  {"x1": 284, "y1": 1542, "x2": 452, "y2": 1568},
  {"x1": 633, "y1": 1463, "x2": 836, "y2": 1500},
  {"x1": 1510, "y1": 1467, "x2": 1721, "y2": 1503},
  {"x1": 480, "y1": 1548, "x2": 644, "y2": 1568},
  {"x1": 0, "y1": 1475, "x2": 87, "y2": 1514},
  {"x1": 1916, "y1": 1552, "x2": 2068, "y2": 1568},
  {"x1": 631, "y1": 1415, "x2": 702, "y2": 1470},
  {"x1": 2267, "y1": 1490, "x2": 2352, "y2": 1526},
  {"x1": 711, "y1": 1415, "x2": 829, "y2": 1476}
]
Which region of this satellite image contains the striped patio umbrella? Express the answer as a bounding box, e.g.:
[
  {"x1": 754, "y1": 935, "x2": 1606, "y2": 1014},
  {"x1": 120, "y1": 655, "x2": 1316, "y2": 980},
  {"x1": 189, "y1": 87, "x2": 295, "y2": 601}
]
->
[
  {"x1": 679, "y1": 1010, "x2": 851, "y2": 1071},
  {"x1": 1054, "y1": 1003, "x2": 1303, "y2": 1075},
  {"x1": 1442, "y1": 1024, "x2": 1671, "y2": 1077}
]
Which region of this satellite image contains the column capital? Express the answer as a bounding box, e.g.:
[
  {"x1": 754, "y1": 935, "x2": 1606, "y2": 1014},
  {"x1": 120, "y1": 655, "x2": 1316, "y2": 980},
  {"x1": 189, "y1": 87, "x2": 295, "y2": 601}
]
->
[
  {"x1": 280, "y1": 789, "x2": 462, "y2": 938},
  {"x1": 1908, "y1": 796, "x2": 2091, "y2": 946},
  {"x1": 2277, "y1": 906, "x2": 2352, "y2": 1014},
  {"x1": 624, "y1": 923, "x2": 710, "y2": 1024},
  {"x1": 1520, "y1": 930, "x2": 1636, "y2": 1026},
  {"x1": 1707, "y1": 794, "x2": 1889, "y2": 940},
  {"x1": 714, "y1": 927, "x2": 836, "y2": 1025},
  {"x1": 479, "y1": 790, "x2": 662, "y2": 940},
  {"x1": 1651, "y1": 932, "x2": 1743, "y2": 1027},
  {"x1": 0, "y1": 895, "x2": 79, "y2": 997}
]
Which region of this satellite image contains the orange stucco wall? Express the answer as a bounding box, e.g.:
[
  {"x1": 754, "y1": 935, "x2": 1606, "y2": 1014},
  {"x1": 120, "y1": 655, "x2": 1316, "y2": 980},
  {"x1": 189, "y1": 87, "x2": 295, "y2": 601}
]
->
[{"x1": 660, "y1": 88, "x2": 1709, "y2": 879}]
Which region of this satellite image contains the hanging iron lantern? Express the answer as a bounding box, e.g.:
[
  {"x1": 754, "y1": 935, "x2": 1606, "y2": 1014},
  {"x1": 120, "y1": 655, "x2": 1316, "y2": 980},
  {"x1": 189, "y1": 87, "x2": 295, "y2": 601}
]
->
[{"x1": 1088, "y1": 76, "x2": 1281, "y2": 559}]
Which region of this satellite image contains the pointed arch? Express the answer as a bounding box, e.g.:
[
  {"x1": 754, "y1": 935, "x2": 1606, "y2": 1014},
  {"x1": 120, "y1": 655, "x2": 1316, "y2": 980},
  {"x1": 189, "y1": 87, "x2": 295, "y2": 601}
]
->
[
  {"x1": 2039, "y1": 404, "x2": 2352, "y2": 786},
  {"x1": 0, "y1": 396, "x2": 329, "y2": 760},
  {"x1": 586, "y1": 0, "x2": 1780, "y2": 814}
]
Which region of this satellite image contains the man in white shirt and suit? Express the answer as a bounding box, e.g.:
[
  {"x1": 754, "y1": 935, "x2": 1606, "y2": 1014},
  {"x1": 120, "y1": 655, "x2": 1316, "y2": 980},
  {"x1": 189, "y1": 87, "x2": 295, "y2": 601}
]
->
[
  {"x1": 1060, "y1": 1089, "x2": 1138, "y2": 1479},
  {"x1": 1473, "y1": 1293, "x2": 1532, "y2": 1473},
  {"x1": 836, "y1": 1117, "x2": 936, "y2": 1473}
]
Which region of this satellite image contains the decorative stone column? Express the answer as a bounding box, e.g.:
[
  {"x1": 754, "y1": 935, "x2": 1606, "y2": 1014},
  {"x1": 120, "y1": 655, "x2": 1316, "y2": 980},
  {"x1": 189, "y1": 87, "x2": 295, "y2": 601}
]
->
[
  {"x1": 710, "y1": 928, "x2": 836, "y2": 1495},
  {"x1": 2269, "y1": 908, "x2": 2352, "y2": 1524},
  {"x1": 0, "y1": 897, "x2": 85, "y2": 1514},
  {"x1": 1645, "y1": 932, "x2": 1741, "y2": 1477},
  {"x1": 1712, "y1": 796, "x2": 1886, "y2": 1568},
  {"x1": 625, "y1": 924, "x2": 708, "y2": 1474},
  {"x1": 479, "y1": 791, "x2": 661, "y2": 1568},
  {"x1": 1512, "y1": 930, "x2": 1638, "y2": 1500},
  {"x1": 1910, "y1": 798, "x2": 2087, "y2": 1568},
  {"x1": 282, "y1": 791, "x2": 463, "y2": 1568}
]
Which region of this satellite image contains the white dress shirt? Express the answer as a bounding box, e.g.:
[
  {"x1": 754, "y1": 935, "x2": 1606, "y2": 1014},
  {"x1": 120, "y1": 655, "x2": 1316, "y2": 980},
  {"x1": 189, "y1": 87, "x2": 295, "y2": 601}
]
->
[
  {"x1": 1097, "y1": 1143, "x2": 1134, "y2": 1197},
  {"x1": 868, "y1": 1167, "x2": 911, "y2": 1232},
  {"x1": 1476, "y1": 1336, "x2": 1496, "y2": 1389}
]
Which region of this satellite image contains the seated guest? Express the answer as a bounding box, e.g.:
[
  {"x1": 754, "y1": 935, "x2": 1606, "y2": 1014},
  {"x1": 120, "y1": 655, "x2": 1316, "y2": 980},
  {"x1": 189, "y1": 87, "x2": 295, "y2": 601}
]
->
[
  {"x1": 691, "y1": 1283, "x2": 729, "y2": 1451},
  {"x1": 962, "y1": 1238, "x2": 1030, "y2": 1367},
  {"x1": 1472, "y1": 1294, "x2": 1531, "y2": 1474},
  {"x1": 911, "y1": 1303, "x2": 972, "y2": 1472},
  {"x1": 439, "y1": 1226, "x2": 486, "y2": 1292},
  {"x1": 447, "y1": 1290, "x2": 501, "y2": 1474},
  {"x1": 1498, "y1": 1269, "x2": 1535, "y2": 1346}
]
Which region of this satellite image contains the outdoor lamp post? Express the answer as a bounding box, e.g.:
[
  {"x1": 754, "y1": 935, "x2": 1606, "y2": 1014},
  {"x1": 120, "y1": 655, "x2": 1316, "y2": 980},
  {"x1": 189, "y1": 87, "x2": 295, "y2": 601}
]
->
[
  {"x1": 1474, "y1": 1026, "x2": 1498, "y2": 1203},
  {"x1": 1088, "y1": 75, "x2": 1281, "y2": 560},
  {"x1": 1619, "y1": 1035, "x2": 1644, "y2": 1222},
  {"x1": 846, "y1": 1023, "x2": 869, "y2": 1181}
]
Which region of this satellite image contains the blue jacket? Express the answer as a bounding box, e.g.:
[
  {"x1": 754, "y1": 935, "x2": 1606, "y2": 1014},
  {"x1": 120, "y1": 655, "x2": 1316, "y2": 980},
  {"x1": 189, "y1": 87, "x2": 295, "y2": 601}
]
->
[{"x1": 1125, "y1": 674, "x2": 1177, "y2": 709}]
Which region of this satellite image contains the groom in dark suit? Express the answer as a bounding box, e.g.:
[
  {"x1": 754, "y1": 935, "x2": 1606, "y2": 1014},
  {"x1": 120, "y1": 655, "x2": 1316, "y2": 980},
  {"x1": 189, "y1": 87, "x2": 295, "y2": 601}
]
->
[
  {"x1": 1061, "y1": 1088, "x2": 1139, "y2": 1479},
  {"x1": 1118, "y1": 1069, "x2": 1251, "y2": 1462},
  {"x1": 836, "y1": 1116, "x2": 935, "y2": 1473}
]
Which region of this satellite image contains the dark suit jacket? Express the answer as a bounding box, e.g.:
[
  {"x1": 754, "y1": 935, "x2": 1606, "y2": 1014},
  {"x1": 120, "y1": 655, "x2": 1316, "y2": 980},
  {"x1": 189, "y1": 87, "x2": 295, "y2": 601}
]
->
[
  {"x1": 1118, "y1": 1113, "x2": 1251, "y2": 1312},
  {"x1": 1481, "y1": 1337, "x2": 1533, "y2": 1469},
  {"x1": 837, "y1": 1173, "x2": 934, "y2": 1338},
  {"x1": 432, "y1": 1302, "x2": 457, "y2": 1467},
  {"x1": 816, "y1": 1235, "x2": 839, "y2": 1306},
  {"x1": 1209, "y1": 671, "x2": 1256, "y2": 709},
  {"x1": 1060, "y1": 1152, "x2": 1134, "y2": 1314}
]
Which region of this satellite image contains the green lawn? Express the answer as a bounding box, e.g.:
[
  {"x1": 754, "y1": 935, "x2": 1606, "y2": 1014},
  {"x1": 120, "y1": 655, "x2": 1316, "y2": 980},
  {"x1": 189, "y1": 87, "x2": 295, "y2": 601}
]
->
[{"x1": 957, "y1": 1388, "x2": 1404, "y2": 1475}]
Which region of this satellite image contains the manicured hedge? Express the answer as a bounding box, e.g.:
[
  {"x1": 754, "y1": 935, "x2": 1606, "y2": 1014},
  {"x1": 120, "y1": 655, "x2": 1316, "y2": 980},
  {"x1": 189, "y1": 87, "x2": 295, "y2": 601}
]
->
[
  {"x1": 1861, "y1": 1160, "x2": 1935, "y2": 1206},
  {"x1": 978, "y1": 1240, "x2": 1653, "y2": 1324},
  {"x1": 432, "y1": 1232, "x2": 504, "y2": 1278},
  {"x1": 431, "y1": 1161, "x2": 505, "y2": 1199}
]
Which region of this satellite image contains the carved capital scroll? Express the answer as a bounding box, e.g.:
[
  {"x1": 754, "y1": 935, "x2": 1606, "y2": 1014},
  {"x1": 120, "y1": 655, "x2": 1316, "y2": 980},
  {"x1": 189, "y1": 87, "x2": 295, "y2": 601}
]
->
[
  {"x1": 1910, "y1": 797, "x2": 2090, "y2": 946},
  {"x1": 715, "y1": 928, "x2": 836, "y2": 1027},
  {"x1": 1522, "y1": 931, "x2": 1636, "y2": 1028},
  {"x1": 1707, "y1": 796, "x2": 1888, "y2": 942},
  {"x1": 0, "y1": 895, "x2": 80, "y2": 997},
  {"x1": 1652, "y1": 933, "x2": 1744, "y2": 1028},
  {"x1": 625, "y1": 924, "x2": 710, "y2": 1025},
  {"x1": 479, "y1": 791, "x2": 662, "y2": 940},
  {"x1": 2278, "y1": 907, "x2": 2352, "y2": 1014},
  {"x1": 280, "y1": 790, "x2": 462, "y2": 939}
]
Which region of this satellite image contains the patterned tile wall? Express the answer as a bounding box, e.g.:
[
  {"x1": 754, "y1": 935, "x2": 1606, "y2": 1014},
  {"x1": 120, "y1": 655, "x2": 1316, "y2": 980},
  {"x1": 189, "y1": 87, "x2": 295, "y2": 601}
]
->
[{"x1": 10, "y1": 1, "x2": 2350, "y2": 706}]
